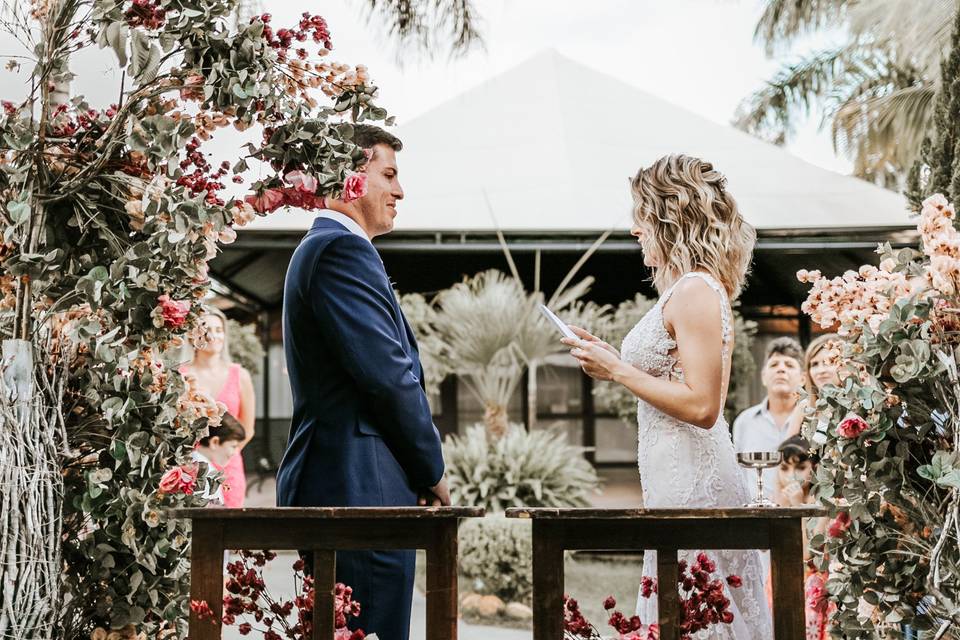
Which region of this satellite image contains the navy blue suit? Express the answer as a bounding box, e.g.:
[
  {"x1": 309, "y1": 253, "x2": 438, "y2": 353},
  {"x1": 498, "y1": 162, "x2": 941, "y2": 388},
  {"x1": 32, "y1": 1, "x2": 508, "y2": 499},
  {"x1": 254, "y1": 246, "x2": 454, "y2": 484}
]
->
[{"x1": 277, "y1": 217, "x2": 445, "y2": 640}]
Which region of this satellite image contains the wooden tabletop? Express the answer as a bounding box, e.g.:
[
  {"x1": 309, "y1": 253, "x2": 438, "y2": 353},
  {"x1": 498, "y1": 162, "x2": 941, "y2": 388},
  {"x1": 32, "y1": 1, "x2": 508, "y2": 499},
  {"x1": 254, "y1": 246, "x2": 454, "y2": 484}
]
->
[
  {"x1": 505, "y1": 506, "x2": 826, "y2": 519},
  {"x1": 173, "y1": 506, "x2": 486, "y2": 519}
]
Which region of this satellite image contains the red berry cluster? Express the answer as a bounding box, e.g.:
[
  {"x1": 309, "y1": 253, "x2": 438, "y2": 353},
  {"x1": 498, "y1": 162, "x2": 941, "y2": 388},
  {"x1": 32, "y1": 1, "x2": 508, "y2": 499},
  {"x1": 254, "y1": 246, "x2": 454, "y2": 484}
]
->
[
  {"x1": 253, "y1": 12, "x2": 332, "y2": 60},
  {"x1": 125, "y1": 0, "x2": 166, "y2": 29},
  {"x1": 562, "y1": 595, "x2": 594, "y2": 638},
  {"x1": 640, "y1": 553, "x2": 743, "y2": 639},
  {"x1": 177, "y1": 137, "x2": 229, "y2": 205},
  {"x1": 219, "y1": 550, "x2": 368, "y2": 640}
]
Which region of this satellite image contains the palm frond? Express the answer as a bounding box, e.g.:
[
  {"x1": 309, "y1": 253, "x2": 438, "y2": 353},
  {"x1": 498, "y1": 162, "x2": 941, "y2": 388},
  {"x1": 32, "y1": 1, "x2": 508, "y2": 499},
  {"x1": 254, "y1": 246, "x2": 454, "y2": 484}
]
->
[
  {"x1": 733, "y1": 45, "x2": 861, "y2": 144},
  {"x1": 754, "y1": 0, "x2": 851, "y2": 55},
  {"x1": 361, "y1": 0, "x2": 483, "y2": 60},
  {"x1": 847, "y1": 0, "x2": 955, "y2": 74},
  {"x1": 832, "y1": 80, "x2": 937, "y2": 176}
]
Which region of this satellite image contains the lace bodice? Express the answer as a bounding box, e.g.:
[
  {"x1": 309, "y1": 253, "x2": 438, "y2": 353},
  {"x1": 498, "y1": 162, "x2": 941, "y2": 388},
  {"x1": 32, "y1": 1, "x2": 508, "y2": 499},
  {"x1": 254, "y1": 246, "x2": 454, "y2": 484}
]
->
[{"x1": 622, "y1": 272, "x2": 772, "y2": 639}]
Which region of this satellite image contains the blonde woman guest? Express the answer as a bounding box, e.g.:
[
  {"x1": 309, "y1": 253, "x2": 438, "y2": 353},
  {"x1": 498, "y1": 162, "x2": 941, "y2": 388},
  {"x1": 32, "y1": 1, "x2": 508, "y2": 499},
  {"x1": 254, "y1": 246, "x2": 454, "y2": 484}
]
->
[
  {"x1": 564, "y1": 155, "x2": 772, "y2": 637},
  {"x1": 788, "y1": 333, "x2": 842, "y2": 442},
  {"x1": 182, "y1": 307, "x2": 256, "y2": 508}
]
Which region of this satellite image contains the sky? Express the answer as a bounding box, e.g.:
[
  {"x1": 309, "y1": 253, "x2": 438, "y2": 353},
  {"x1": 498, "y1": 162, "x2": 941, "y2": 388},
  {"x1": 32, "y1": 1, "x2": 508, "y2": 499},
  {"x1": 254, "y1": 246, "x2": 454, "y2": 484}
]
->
[{"x1": 0, "y1": 0, "x2": 851, "y2": 174}]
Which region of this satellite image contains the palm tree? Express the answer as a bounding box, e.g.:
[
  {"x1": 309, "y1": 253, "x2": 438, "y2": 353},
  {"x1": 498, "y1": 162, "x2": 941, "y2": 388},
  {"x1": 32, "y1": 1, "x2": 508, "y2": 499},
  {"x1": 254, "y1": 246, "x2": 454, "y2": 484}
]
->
[
  {"x1": 736, "y1": 0, "x2": 956, "y2": 187},
  {"x1": 235, "y1": 0, "x2": 482, "y2": 58}
]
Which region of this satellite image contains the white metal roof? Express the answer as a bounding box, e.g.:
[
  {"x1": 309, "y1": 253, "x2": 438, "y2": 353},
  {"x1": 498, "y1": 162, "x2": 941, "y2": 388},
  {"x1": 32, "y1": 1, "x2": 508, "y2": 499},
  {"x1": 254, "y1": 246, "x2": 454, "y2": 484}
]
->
[{"x1": 245, "y1": 49, "x2": 912, "y2": 233}]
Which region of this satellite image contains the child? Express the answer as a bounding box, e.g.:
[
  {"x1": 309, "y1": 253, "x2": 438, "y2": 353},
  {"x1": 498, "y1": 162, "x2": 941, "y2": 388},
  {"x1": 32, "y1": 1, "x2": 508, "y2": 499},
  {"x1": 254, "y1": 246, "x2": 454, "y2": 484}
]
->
[
  {"x1": 192, "y1": 412, "x2": 246, "y2": 506},
  {"x1": 772, "y1": 435, "x2": 831, "y2": 640}
]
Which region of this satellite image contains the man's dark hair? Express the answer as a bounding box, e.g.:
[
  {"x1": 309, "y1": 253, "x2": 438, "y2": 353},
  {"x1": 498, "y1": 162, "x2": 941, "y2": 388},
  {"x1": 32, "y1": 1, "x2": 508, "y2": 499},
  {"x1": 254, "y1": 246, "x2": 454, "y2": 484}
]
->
[
  {"x1": 351, "y1": 124, "x2": 403, "y2": 156},
  {"x1": 764, "y1": 336, "x2": 803, "y2": 365},
  {"x1": 198, "y1": 412, "x2": 246, "y2": 447}
]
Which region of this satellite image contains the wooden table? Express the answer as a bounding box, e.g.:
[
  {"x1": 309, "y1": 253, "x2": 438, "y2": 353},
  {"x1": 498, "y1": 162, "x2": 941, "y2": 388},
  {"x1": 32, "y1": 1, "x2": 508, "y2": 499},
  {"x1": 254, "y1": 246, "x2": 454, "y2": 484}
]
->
[
  {"x1": 505, "y1": 506, "x2": 825, "y2": 640},
  {"x1": 174, "y1": 506, "x2": 484, "y2": 640}
]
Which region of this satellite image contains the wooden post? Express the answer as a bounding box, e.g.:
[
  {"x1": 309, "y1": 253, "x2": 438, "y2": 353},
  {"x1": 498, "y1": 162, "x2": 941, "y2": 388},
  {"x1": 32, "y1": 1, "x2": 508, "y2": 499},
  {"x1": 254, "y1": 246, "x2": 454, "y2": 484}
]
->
[
  {"x1": 425, "y1": 520, "x2": 459, "y2": 640},
  {"x1": 189, "y1": 520, "x2": 224, "y2": 640},
  {"x1": 769, "y1": 519, "x2": 805, "y2": 640},
  {"x1": 312, "y1": 551, "x2": 336, "y2": 640},
  {"x1": 532, "y1": 521, "x2": 565, "y2": 640},
  {"x1": 656, "y1": 549, "x2": 680, "y2": 640}
]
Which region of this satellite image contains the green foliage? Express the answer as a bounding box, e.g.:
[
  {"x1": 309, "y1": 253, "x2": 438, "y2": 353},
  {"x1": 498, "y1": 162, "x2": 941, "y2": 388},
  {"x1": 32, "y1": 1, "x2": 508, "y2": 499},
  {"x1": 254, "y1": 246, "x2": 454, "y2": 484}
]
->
[
  {"x1": 798, "y1": 229, "x2": 960, "y2": 635},
  {"x1": 907, "y1": 5, "x2": 960, "y2": 210},
  {"x1": 0, "y1": 1, "x2": 391, "y2": 636},
  {"x1": 592, "y1": 294, "x2": 757, "y2": 424},
  {"x1": 444, "y1": 423, "x2": 600, "y2": 512},
  {"x1": 226, "y1": 318, "x2": 264, "y2": 376},
  {"x1": 458, "y1": 516, "x2": 533, "y2": 603}
]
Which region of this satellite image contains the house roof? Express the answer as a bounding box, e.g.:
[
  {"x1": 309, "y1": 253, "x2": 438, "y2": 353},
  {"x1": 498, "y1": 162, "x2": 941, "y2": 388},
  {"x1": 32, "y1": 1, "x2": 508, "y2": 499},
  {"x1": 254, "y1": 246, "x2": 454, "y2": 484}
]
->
[{"x1": 243, "y1": 49, "x2": 913, "y2": 233}]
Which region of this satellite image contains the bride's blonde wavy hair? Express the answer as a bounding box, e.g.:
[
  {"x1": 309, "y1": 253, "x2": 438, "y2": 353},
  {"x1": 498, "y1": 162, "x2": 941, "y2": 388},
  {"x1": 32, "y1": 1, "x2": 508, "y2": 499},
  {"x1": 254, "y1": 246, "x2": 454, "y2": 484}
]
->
[{"x1": 631, "y1": 154, "x2": 755, "y2": 299}]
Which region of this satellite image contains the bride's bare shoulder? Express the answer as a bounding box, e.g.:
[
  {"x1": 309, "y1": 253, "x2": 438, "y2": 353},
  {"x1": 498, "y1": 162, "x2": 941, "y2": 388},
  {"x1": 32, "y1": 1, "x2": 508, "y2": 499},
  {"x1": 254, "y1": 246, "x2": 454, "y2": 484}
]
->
[{"x1": 662, "y1": 276, "x2": 724, "y2": 331}]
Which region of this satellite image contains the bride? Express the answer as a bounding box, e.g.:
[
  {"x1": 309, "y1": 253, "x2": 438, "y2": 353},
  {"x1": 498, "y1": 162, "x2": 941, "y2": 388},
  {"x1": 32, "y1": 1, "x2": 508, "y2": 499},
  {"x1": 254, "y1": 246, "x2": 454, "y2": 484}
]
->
[{"x1": 564, "y1": 155, "x2": 772, "y2": 638}]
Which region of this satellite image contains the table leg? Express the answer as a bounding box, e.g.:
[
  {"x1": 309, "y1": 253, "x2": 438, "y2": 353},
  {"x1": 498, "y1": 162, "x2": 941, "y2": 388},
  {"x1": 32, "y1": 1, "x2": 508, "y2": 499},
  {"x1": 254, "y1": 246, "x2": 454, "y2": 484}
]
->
[
  {"x1": 190, "y1": 520, "x2": 224, "y2": 640},
  {"x1": 426, "y1": 520, "x2": 459, "y2": 640},
  {"x1": 770, "y1": 520, "x2": 805, "y2": 640},
  {"x1": 532, "y1": 521, "x2": 564, "y2": 640},
  {"x1": 312, "y1": 550, "x2": 336, "y2": 640},
  {"x1": 656, "y1": 549, "x2": 680, "y2": 640}
]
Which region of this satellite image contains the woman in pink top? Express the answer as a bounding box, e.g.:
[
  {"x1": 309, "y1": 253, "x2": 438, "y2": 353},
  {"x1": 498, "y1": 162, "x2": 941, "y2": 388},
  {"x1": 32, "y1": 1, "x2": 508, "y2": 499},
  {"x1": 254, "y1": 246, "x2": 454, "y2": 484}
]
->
[{"x1": 182, "y1": 306, "x2": 256, "y2": 508}]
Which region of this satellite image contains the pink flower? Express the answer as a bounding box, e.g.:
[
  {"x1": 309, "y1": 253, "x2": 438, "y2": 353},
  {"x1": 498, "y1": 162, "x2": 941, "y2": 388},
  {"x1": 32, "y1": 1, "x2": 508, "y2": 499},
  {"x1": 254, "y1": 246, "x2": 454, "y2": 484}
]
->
[
  {"x1": 342, "y1": 173, "x2": 367, "y2": 203},
  {"x1": 156, "y1": 294, "x2": 190, "y2": 329},
  {"x1": 245, "y1": 188, "x2": 285, "y2": 214},
  {"x1": 160, "y1": 465, "x2": 198, "y2": 495},
  {"x1": 285, "y1": 170, "x2": 318, "y2": 194},
  {"x1": 837, "y1": 414, "x2": 870, "y2": 438},
  {"x1": 219, "y1": 225, "x2": 237, "y2": 244},
  {"x1": 230, "y1": 201, "x2": 257, "y2": 226},
  {"x1": 828, "y1": 511, "x2": 851, "y2": 538}
]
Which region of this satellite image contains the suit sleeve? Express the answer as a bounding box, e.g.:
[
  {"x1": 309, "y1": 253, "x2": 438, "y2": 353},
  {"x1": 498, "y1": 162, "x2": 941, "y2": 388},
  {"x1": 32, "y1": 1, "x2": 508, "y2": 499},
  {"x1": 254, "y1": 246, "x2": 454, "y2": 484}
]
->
[{"x1": 308, "y1": 233, "x2": 444, "y2": 488}]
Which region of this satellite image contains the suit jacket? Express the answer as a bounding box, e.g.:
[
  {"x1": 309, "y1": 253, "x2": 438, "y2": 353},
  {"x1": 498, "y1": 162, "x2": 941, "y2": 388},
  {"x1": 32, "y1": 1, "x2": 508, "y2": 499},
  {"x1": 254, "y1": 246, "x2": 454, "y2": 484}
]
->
[{"x1": 276, "y1": 217, "x2": 445, "y2": 507}]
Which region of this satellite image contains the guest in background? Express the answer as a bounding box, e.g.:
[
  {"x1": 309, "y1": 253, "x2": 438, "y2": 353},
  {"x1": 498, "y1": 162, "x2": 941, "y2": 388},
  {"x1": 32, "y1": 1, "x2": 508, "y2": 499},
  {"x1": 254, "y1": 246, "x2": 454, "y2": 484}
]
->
[
  {"x1": 182, "y1": 306, "x2": 256, "y2": 507},
  {"x1": 192, "y1": 413, "x2": 247, "y2": 505},
  {"x1": 789, "y1": 333, "x2": 842, "y2": 443},
  {"x1": 772, "y1": 435, "x2": 831, "y2": 640},
  {"x1": 732, "y1": 337, "x2": 805, "y2": 500}
]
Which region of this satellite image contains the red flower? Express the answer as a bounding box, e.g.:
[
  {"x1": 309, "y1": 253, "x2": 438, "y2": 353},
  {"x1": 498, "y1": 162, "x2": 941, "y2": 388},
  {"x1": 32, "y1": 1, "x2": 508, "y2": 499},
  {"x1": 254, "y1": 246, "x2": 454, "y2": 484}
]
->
[
  {"x1": 342, "y1": 173, "x2": 367, "y2": 203},
  {"x1": 828, "y1": 511, "x2": 852, "y2": 538},
  {"x1": 837, "y1": 414, "x2": 870, "y2": 438},
  {"x1": 245, "y1": 188, "x2": 286, "y2": 213},
  {"x1": 159, "y1": 464, "x2": 197, "y2": 495},
  {"x1": 603, "y1": 596, "x2": 617, "y2": 610},
  {"x1": 190, "y1": 599, "x2": 215, "y2": 621},
  {"x1": 238, "y1": 622, "x2": 252, "y2": 635},
  {"x1": 726, "y1": 574, "x2": 742, "y2": 588},
  {"x1": 156, "y1": 294, "x2": 190, "y2": 329}
]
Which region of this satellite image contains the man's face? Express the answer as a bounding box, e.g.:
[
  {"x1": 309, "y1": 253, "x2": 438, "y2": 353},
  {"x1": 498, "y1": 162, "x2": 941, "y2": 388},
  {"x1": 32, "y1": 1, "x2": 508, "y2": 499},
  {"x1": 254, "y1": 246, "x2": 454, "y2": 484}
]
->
[
  {"x1": 356, "y1": 144, "x2": 403, "y2": 238},
  {"x1": 761, "y1": 353, "x2": 803, "y2": 398}
]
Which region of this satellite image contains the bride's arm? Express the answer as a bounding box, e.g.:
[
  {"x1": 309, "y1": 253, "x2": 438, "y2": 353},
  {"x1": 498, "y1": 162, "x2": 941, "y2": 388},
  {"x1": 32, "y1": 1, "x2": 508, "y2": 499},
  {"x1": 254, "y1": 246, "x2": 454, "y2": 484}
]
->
[{"x1": 565, "y1": 279, "x2": 725, "y2": 429}]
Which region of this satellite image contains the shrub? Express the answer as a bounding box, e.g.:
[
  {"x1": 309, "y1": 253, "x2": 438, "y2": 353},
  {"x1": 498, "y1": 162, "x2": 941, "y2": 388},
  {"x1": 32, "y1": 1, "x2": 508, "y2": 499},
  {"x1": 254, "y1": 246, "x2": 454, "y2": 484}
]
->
[
  {"x1": 226, "y1": 318, "x2": 265, "y2": 376},
  {"x1": 459, "y1": 516, "x2": 532, "y2": 602},
  {"x1": 444, "y1": 423, "x2": 600, "y2": 512}
]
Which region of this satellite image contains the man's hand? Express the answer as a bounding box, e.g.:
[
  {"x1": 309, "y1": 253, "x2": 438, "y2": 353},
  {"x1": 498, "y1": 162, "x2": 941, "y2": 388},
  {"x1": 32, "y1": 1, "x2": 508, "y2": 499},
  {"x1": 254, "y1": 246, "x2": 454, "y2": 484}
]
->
[{"x1": 418, "y1": 476, "x2": 451, "y2": 507}]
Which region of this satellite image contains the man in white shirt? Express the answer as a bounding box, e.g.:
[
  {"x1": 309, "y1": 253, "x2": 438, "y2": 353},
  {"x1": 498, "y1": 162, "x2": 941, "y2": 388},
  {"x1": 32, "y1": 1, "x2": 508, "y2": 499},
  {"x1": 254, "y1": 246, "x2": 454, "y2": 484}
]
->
[{"x1": 732, "y1": 337, "x2": 804, "y2": 500}]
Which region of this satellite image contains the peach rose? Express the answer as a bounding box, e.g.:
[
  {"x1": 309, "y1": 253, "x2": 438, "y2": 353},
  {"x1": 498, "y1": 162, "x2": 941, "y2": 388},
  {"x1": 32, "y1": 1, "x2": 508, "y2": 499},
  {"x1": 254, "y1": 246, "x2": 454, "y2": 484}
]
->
[{"x1": 342, "y1": 173, "x2": 367, "y2": 203}]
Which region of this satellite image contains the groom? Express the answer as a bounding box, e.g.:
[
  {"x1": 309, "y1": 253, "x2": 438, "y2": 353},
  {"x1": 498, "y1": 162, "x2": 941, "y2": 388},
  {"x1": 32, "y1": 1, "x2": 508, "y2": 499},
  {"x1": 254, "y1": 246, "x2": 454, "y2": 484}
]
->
[{"x1": 276, "y1": 124, "x2": 448, "y2": 640}]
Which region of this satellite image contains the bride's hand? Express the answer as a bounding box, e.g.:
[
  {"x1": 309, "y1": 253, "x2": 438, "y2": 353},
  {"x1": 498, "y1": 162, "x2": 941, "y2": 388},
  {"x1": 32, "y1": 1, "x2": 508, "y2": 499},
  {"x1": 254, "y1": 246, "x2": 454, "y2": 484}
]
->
[
  {"x1": 565, "y1": 326, "x2": 620, "y2": 357},
  {"x1": 562, "y1": 333, "x2": 627, "y2": 382}
]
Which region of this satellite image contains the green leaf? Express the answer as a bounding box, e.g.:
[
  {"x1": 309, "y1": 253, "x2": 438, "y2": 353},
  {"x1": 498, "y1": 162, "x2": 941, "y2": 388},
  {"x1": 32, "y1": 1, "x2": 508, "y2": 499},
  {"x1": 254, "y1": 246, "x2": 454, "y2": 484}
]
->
[{"x1": 105, "y1": 21, "x2": 128, "y2": 68}]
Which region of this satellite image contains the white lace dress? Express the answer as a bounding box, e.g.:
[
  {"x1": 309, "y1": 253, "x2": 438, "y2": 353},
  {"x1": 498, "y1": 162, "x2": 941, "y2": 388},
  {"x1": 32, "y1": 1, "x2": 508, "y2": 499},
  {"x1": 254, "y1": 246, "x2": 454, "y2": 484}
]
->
[{"x1": 621, "y1": 272, "x2": 772, "y2": 639}]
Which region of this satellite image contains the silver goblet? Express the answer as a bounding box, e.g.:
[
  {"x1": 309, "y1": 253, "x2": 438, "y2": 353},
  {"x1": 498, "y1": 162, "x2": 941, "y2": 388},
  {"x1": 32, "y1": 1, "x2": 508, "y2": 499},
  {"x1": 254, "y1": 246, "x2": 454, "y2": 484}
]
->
[{"x1": 737, "y1": 451, "x2": 782, "y2": 508}]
